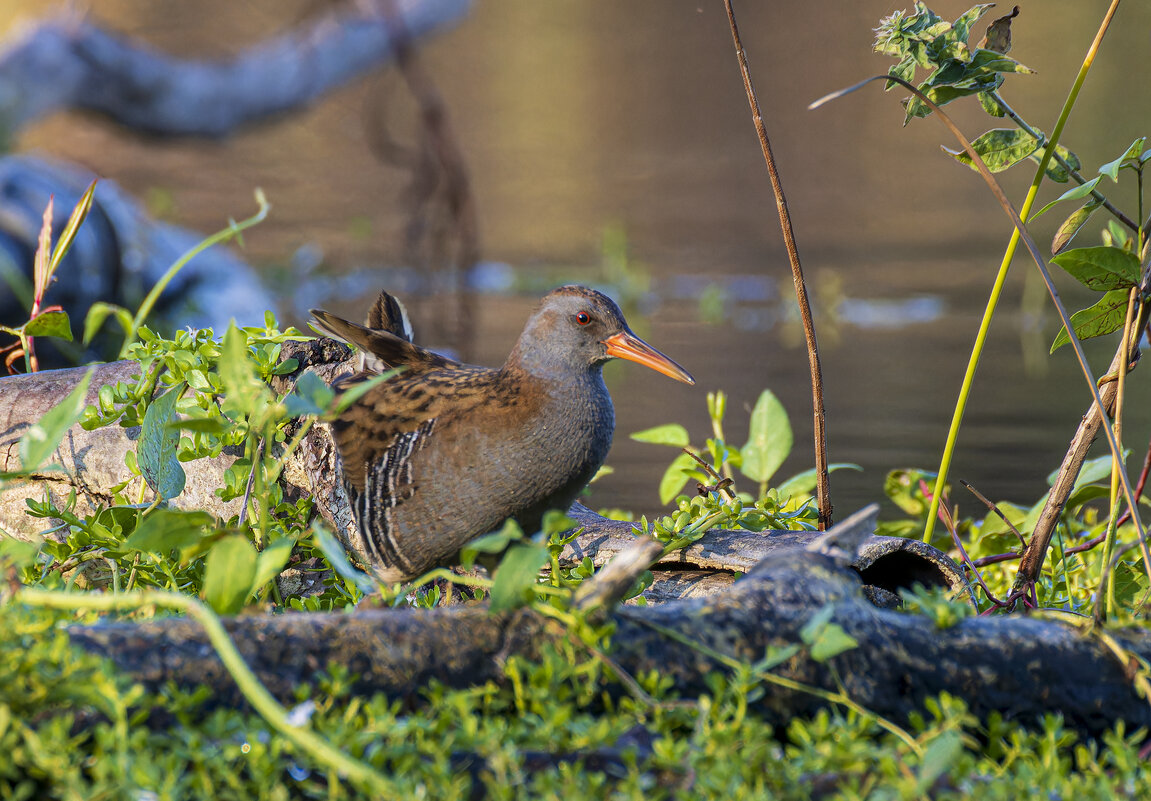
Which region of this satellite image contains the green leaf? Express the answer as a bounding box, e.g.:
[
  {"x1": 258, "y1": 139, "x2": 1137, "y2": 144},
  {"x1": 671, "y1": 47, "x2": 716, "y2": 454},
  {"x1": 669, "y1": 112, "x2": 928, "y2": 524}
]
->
[
  {"x1": 944, "y1": 128, "x2": 1037, "y2": 173},
  {"x1": 311, "y1": 525, "x2": 377, "y2": 593},
  {"x1": 488, "y1": 541, "x2": 548, "y2": 613},
  {"x1": 83, "y1": 301, "x2": 134, "y2": 345},
  {"x1": 48, "y1": 180, "x2": 97, "y2": 277},
  {"x1": 1099, "y1": 137, "x2": 1146, "y2": 181},
  {"x1": 952, "y1": 4, "x2": 995, "y2": 44},
  {"x1": 1111, "y1": 560, "x2": 1150, "y2": 609},
  {"x1": 1041, "y1": 145, "x2": 1080, "y2": 183},
  {"x1": 218, "y1": 323, "x2": 265, "y2": 417},
  {"x1": 1050, "y1": 246, "x2": 1140, "y2": 292},
  {"x1": 916, "y1": 731, "x2": 964, "y2": 795},
  {"x1": 1051, "y1": 201, "x2": 1101, "y2": 255},
  {"x1": 461, "y1": 518, "x2": 524, "y2": 571},
  {"x1": 202, "y1": 534, "x2": 258, "y2": 615},
  {"x1": 251, "y1": 539, "x2": 295, "y2": 594},
  {"x1": 776, "y1": 464, "x2": 862, "y2": 497},
  {"x1": 740, "y1": 390, "x2": 792, "y2": 485},
  {"x1": 165, "y1": 417, "x2": 232, "y2": 435},
  {"x1": 658, "y1": 451, "x2": 700, "y2": 505},
  {"x1": 283, "y1": 371, "x2": 334, "y2": 417},
  {"x1": 1050, "y1": 289, "x2": 1131, "y2": 353},
  {"x1": 20, "y1": 368, "x2": 93, "y2": 470},
  {"x1": 139, "y1": 387, "x2": 186, "y2": 500},
  {"x1": 23, "y1": 310, "x2": 72, "y2": 340},
  {"x1": 1030, "y1": 176, "x2": 1101, "y2": 222},
  {"x1": 799, "y1": 604, "x2": 859, "y2": 661},
  {"x1": 977, "y1": 91, "x2": 1004, "y2": 117},
  {"x1": 630, "y1": 423, "x2": 690, "y2": 447},
  {"x1": 126, "y1": 509, "x2": 215, "y2": 553}
]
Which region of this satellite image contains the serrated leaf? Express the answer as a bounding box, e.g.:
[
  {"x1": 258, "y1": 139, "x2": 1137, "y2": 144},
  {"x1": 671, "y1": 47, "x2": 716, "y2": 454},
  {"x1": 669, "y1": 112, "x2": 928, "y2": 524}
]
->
[
  {"x1": 917, "y1": 731, "x2": 964, "y2": 794},
  {"x1": 740, "y1": 390, "x2": 792, "y2": 485},
  {"x1": 630, "y1": 423, "x2": 690, "y2": 447},
  {"x1": 1030, "y1": 176, "x2": 1101, "y2": 222},
  {"x1": 659, "y1": 451, "x2": 700, "y2": 505},
  {"x1": 1050, "y1": 246, "x2": 1140, "y2": 291},
  {"x1": 20, "y1": 368, "x2": 93, "y2": 470},
  {"x1": 1099, "y1": 137, "x2": 1146, "y2": 181},
  {"x1": 24, "y1": 310, "x2": 72, "y2": 340},
  {"x1": 1050, "y1": 289, "x2": 1131, "y2": 353},
  {"x1": 1051, "y1": 201, "x2": 1101, "y2": 255},
  {"x1": 126, "y1": 509, "x2": 215, "y2": 553},
  {"x1": 139, "y1": 387, "x2": 186, "y2": 500},
  {"x1": 202, "y1": 535, "x2": 258, "y2": 615},
  {"x1": 945, "y1": 128, "x2": 1037, "y2": 173},
  {"x1": 489, "y1": 541, "x2": 548, "y2": 613}
]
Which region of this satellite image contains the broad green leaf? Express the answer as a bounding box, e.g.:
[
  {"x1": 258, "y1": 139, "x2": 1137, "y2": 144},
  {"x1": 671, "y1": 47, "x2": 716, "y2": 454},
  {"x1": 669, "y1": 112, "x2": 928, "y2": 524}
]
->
[
  {"x1": 808, "y1": 623, "x2": 859, "y2": 662},
  {"x1": 1099, "y1": 137, "x2": 1146, "y2": 181},
  {"x1": 740, "y1": 390, "x2": 792, "y2": 485},
  {"x1": 1051, "y1": 201, "x2": 1101, "y2": 255},
  {"x1": 139, "y1": 387, "x2": 186, "y2": 500},
  {"x1": 1050, "y1": 246, "x2": 1140, "y2": 292},
  {"x1": 776, "y1": 463, "x2": 862, "y2": 498},
  {"x1": 126, "y1": 509, "x2": 215, "y2": 553},
  {"x1": 659, "y1": 451, "x2": 701, "y2": 505},
  {"x1": 488, "y1": 541, "x2": 548, "y2": 613},
  {"x1": 967, "y1": 49, "x2": 1034, "y2": 76},
  {"x1": 1041, "y1": 144, "x2": 1080, "y2": 183},
  {"x1": 284, "y1": 371, "x2": 335, "y2": 417},
  {"x1": 630, "y1": 423, "x2": 690, "y2": 448},
  {"x1": 945, "y1": 128, "x2": 1037, "y2": 173},
  {"x1": 799, "y1": 604, "x2": 858, "y2": 661},
  {"x1": 202, "y1": 534, "x2": 258, "y2": 615},
  {"x1": 83, "y1": 301, "x2": 134, "y2": 345},
  {"x1": 250, "y1": 539, "x2": 295, "y2": 595},
  {"x1": 1029, "y1": 176, "x2": 1101, "y2": 222},
  {"x1": 1050, "y1": 289, "x2": 1131, "y2": 353},
  {"x1": 20, "y1": 368, "x2": 93, "y2": 470},
  {"x1": 1111, "y1": 560, "x2": 1150, "y2": 609},
  {"x1": 917, "y1": 731, "x2": 964, "y2": 795},
  {"x1": 23, "y1": 310, "x2": 72, "y2": 340},
  {"x1": 311, "y1": 525, "x2": 376, "y2": 593},
  {"x1": 461, "y1": 518, "x2": 524, "y2": 570}
]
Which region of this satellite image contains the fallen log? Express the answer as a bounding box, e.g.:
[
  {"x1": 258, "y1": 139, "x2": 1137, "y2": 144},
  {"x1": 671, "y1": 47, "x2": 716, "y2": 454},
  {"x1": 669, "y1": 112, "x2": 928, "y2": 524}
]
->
[
  {"x1": 0, "y1": 355, "x2": 966, "y2": 602},
  {"x1": 64, "y1": 510, "x2": 1149, "y2": 736}
]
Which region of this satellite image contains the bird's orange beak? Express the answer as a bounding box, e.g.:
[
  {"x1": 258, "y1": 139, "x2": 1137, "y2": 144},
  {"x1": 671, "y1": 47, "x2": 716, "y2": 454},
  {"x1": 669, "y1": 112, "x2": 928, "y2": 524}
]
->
[{"x1": 603, "y1": 331, "x2": 695, "y2": 385}]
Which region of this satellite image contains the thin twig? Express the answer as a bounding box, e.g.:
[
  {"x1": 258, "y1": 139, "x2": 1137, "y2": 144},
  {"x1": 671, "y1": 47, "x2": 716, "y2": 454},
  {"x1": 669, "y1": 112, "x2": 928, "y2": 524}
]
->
[
  {"x1": 722, "y1": 0, "x2": 831, "y2": 529},
  {"x1": 960, "y1": 480, "x2": 1027, "y2": 549}
]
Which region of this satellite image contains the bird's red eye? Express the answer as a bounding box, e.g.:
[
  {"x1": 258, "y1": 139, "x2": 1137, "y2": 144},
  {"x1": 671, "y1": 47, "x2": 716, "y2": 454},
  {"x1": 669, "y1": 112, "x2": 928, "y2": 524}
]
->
[{"x1": 575, "y1": 311, "x2": 591, "y2": 326}]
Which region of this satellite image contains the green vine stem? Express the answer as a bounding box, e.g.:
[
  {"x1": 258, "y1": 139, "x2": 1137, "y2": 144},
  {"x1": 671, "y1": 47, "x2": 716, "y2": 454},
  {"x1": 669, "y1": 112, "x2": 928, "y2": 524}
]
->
[
  {"x1": 921, "y1": 0, "x2": 1122, "y2": 546},
  {"x1": 15, "y1": 587, "x2": 396, "y2": 795}
]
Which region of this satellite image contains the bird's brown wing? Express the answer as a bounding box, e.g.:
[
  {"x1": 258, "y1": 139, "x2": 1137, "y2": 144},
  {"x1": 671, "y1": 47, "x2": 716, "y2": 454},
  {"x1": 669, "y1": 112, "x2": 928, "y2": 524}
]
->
[{"x1": 310, "y1": 309, "x2": 460, "y2": 375}]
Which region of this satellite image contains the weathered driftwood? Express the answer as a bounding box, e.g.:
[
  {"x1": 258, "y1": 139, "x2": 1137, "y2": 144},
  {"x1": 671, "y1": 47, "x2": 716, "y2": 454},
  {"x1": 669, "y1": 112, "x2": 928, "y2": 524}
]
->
[
  {"x1": 0, "y1": 355, "x2": 965, "y2": 603},
  {"x1": 66, "y1": 511, "x2": 1151, "y2": 737},
  {"x1": 0, "y1": 0, "x2": 472, "y2": 138}
]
